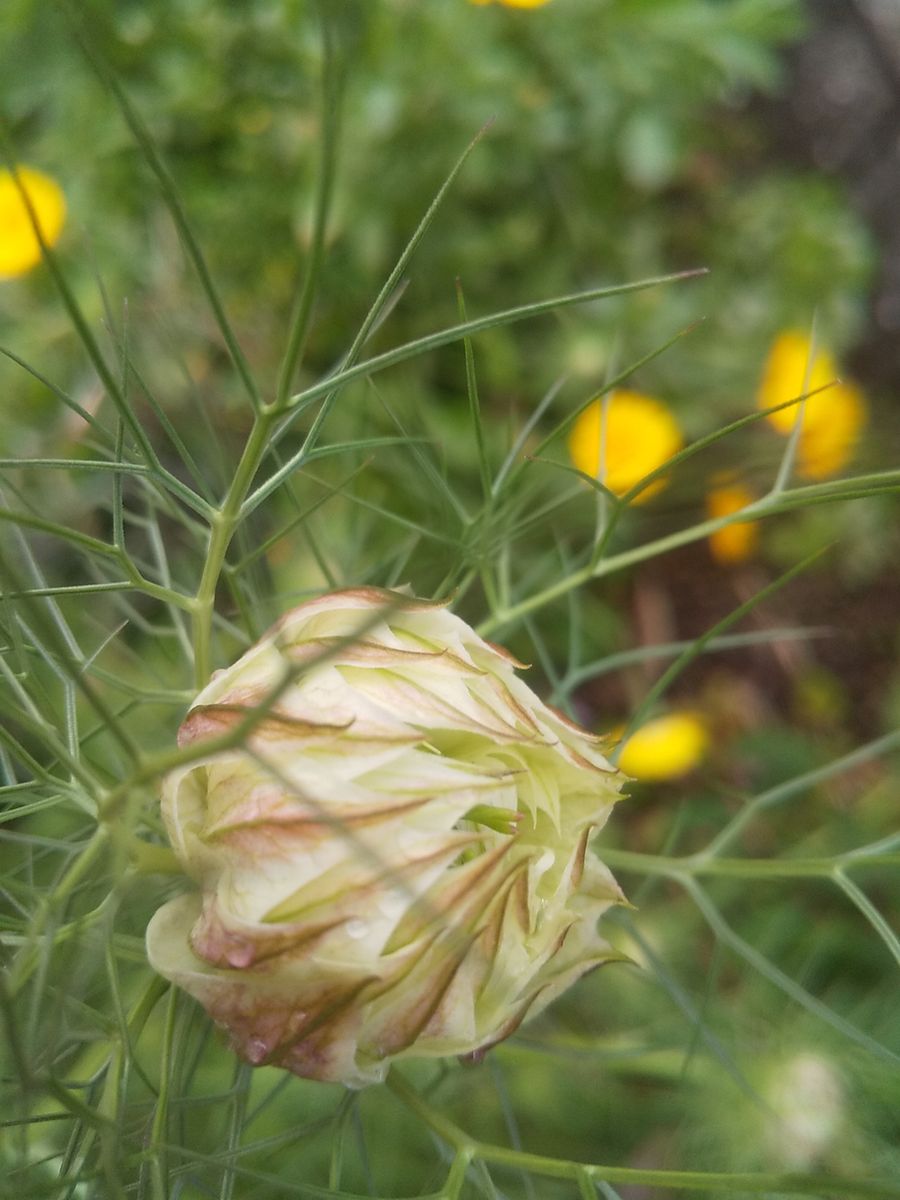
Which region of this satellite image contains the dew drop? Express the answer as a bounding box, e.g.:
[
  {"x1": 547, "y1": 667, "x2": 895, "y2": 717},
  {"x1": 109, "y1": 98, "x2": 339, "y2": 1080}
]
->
[
  {"x1": 247, "y1": 1037, "x2": 269, "y2": 1064},
  {"x1": 346, "y1": 918, "x2": 370, "y2": 940},
  {"x1": 227, "y1": 942, "x2": 255, "y2": 968},
  {"x1": 378, "y1": 891, "x2": 406, "y2": 919}
]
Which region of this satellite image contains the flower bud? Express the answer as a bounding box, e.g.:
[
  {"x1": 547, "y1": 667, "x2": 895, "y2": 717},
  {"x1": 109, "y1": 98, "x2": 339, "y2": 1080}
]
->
[
  {"x1": 764, "y1": 1051, "x2": 844, "y2": 1169},
  {"x1": 147, "y1": 588, "x2": 627, "y2": 1086}
]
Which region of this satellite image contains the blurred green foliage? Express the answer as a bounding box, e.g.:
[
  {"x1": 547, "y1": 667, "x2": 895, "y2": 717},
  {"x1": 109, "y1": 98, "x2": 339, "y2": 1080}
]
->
[
  {"x1": 1, "y1": 0, "x2": 872, "y2": 423},
  {"x1": 1, "y1": 2, "x2": 898, "y2": 1197}
]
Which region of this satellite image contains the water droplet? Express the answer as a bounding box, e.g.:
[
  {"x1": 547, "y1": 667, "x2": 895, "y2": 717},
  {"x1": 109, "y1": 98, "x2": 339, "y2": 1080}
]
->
[
  {"x1": 378, "y1": 891, "x2": 406, "y2": 918},
  {"x1": 247, "y1": 1037, "x2": 268, "y2": 1064},
  {"x1": 227, "y1": 942, "x2": 255, "y2": 968},
  {"x1": 346, "y1": 918, "x2": 369, "y2": 940}
]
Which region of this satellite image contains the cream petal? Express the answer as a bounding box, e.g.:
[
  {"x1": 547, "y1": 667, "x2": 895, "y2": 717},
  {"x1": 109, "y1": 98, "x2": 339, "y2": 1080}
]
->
[{"x1": 148, "y1": 588, "x2": 628, "y2": 1086}]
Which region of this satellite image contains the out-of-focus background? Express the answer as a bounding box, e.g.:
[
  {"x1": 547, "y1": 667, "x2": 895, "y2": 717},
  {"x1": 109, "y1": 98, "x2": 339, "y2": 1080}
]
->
[{"x1": 2, "y1": 1, "x2": 899, "y2": 1196}]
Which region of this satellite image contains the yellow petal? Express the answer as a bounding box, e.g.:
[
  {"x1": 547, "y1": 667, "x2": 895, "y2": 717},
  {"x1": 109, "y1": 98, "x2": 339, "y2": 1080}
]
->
[
  {"x1": 757, "y1": 330, "x2": 837, "y2": 434},
  {"x1": 795, "y1": 380, "x2": 866, "y2": 479},
  {"x1": 706, "y1": 479, "x2": 759, "y2": 564},
  {"x1": 757, "y1": 330, "x2": 867, "y2": 478},
  {"x1": 568, "y1": 389, "x2": 683, "y2": 501},
  {"x1": 618, "y1": 713, "x2": 708, "y2": 782},
  {"x1": 0, "y1": 166, "x2": 67, "y2": 280},
  {"x1": 470, "y1": 0, "x2": 552, "y2": 6}
]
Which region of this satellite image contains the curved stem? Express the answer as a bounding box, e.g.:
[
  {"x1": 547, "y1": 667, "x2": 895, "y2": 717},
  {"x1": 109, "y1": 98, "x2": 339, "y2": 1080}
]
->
[
  {"x1": 191, "y1": 412, "x2": 276, "y2": 688},
  {"x1": 474, "y1": 489, "x2": 832, "y2": 638},
  {"x1": 9, "y1": 827, "x2": 108, "y2": 995},
  {"x1": 387, "y1": 1070, "x2": 900, "y2": 1197},
  {"x1": 602, "y1": 846, "x2": 899, "y2": 879}
]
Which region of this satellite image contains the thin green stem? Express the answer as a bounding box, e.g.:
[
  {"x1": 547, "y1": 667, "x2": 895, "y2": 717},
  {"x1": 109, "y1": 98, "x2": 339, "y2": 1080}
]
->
[
  {"x1": 9, "y1": 826, "x2": 108, "y2": 995},
  {"x1": 770, "y1": 313, "x2": 818, "y2": 496},
  {"x1": 149, "y1": 986, "x2": 179, "y2": 1200},
  {"x1": 832, "y1": 869, "x2": 900, "y2": 969},
  {"x1": 700, "y1": 727, "x2": 900, "y2": 859},
  {"x1": 387, "y1": 1072, "x2": 900, "y2": 1197},
  {"x1": 477, "y1": 477, "x2": 900, "y2": 637},
  {"x1": 602, "y1": 847, "x2": 900, "y2": 879},
  {"x1": 102, "y1": 592, "x2": 408, "y2": 818},
  {"x1": 192, "y1": 411, "x2": 276, "y2": 687},
  {"x1": 443, "y1": 1149, "x2": 475, "y2": 1200},
  {"x1": 552, "y1": 626, "x2": 829, "y2": 701},
  {"x1": 616, "y1": 544, "x2": 828, "y2": 745},
  {"x1": 0, "y1": 142, "x2": 212, "y2": 525},
  {"x1": 457, "y1": 281, "x2": 493, "y2": 505},
  {"x1": 273, "y1": 3, "x2": 343, "y2": 409},
  {"x1": 283, "y1": 271, "x2": 706, "y2": 415},
  {"x1": 681, "y1": 875, "x2": 898, "y2": 1066},
  {"x1": 327, "y1": 1093, "x2": 357, "y2": 1193}
]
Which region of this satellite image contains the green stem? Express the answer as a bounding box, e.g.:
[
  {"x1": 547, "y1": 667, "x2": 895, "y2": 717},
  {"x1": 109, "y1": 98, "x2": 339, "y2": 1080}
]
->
[
  {"x1": 476, "y1": 485, "x2": 858, "y2": 638},
  {"x1": 273, "y1": 3, "x2": 343, "y2": 410},
  {"x1": 9, "y1": 827, "x2": 108, "y2": 995},
  {"x1": 387, "y1": 1071, "x2": 474, "y2": 1149},
  {"x1": 617, "y1": 544, "x2": 827, "y2": 745},
  {"x1": 282, "y1": 271, "x2": 705, "y2": 417},
  {"x1": 387, "y1": 1071, "x2": 900, "y2": 1197},
  {"x1": 443, "y1": 1148, "x2": 475, "y2": 1200},
  {"x1": 102, "y1": 594, "x2": 407, "y2": 822},
  {"x1": 602, "y1": 847, "x2": 899, "y2": 880},
  {"x1": 701, "y1": 728, "x2": 900, "y2": 859},
  {"x1": 129, "y1": 840, "x2": 182, "y2": 875},
  {"x1": 192, "y1": 411, "x2": 276, "y2": 688},
  {"x1": 149, "y1": 986, "x2": 178, "y2": 1200}
]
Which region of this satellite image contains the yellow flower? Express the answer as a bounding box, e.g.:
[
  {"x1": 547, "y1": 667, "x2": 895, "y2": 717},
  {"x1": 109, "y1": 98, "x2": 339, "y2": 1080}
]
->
[
  {"x1": 617, "y1": 712, "x2": 708, "y2": 782},
  {"x1": 470, "y1": 0, "x2": 552, "y2": 7},
  {"x1": 793, "y1": 378, "x2": 866, "y2": 479},
  {"x1": 706, "y1": 476, "x2": 759, "y2": 564},
  {"x1": 0, "y1": 166, "x2": 67, "y2": 280},
  {"x1": 757, "y1": 330, "x2": 866, "y2": 479},
  {"x1": 568, "y1": 389, "x2": 684, "y2": 501}
]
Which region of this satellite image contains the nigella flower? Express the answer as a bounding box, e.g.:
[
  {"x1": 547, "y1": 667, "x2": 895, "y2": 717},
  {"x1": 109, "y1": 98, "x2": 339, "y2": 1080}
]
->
[{"x1": 147, "y1": 589, "x2": 627, "y2": 1086}]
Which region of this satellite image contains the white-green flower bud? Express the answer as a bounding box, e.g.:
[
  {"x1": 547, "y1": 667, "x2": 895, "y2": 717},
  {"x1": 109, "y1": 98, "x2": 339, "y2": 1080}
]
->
[
  {"x1": 146, "y1": 588, "x2": 627, "y2": 1087},
  {"x1": 764, "y1": 1051, "x2": 844, "y2": 1169}
]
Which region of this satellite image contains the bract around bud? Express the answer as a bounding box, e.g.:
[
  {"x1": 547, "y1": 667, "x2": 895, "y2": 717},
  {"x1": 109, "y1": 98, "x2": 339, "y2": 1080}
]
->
[{"x1": 147, "y1": 587, "x2": 628, "y2": 1087}]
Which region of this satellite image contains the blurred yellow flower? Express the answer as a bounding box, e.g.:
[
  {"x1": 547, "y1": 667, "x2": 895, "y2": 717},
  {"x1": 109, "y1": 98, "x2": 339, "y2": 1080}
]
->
[
  {"x1": 0, "y1": 166, "x2": 66, "y2": 280},
  {"x1": 617, "y1": 712, "x2": 709, "y2": 782},
  {"x1": 470, "y1": 0, "x2": 552, "y2": 7},
  {"x1": 794, "y1": 378, "x2": 866, "y2": 479},
  {"x1": 706, "y1": 476, "x2": 759, "y2": 564},
  {"x1": 757, "y1": 330, "x2": 866, "y2": 479},
  {"x1": 568, "y1": 389, "x2": 683, "y2": 501}
]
